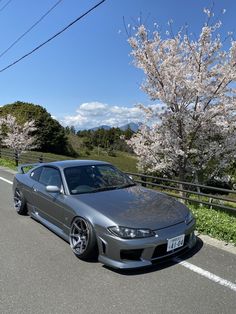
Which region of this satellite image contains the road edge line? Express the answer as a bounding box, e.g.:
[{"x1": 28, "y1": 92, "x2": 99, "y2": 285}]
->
[
  {"x1": 0, "y1": 176, "x2": 13, "y2": 185},
  {"x1": 174, "y1": 257, "x2": 236, "y2": 293}
]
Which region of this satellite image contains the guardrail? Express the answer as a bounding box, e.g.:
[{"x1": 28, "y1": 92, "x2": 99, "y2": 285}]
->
[
  {"x1": 126, "y1": 172, "x2": 236, "y2": 214},
  {"x1": 0, "y1": 148, "x2": 70, "y2": 165},
  {"x1": 1, "y1": 148, "x2": 236, "y2": 213}
]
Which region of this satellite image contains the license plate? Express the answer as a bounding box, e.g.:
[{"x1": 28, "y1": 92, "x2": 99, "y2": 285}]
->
[{"x1": 167, "y1": 234, "x2": 185, "y2": 252}]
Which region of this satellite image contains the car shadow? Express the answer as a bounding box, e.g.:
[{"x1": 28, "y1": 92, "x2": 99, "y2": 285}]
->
[
  {"x1": 103, "y1": 237, "x2": 203, "y2": 276},
  {"x1": 30, "y1": 215, "x2": 204, "y2": 272},
  {"x1": 30, "y1": 215, "x2": 100, "y2": 264}
]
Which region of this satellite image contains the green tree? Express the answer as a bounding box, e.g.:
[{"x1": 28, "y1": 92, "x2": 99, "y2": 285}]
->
[
  {"x1": 124, "y1": 126, "x2": 133, "y2": 140},
  {"x1": 69, "y1": 126, "x2": 76, "y2": 135},
  {"x1": 0, "y1": 101, "x2": 71, "y2": 155},
  {"x1": 76, "y1": 127, "x2": 134, "y2": 153}
]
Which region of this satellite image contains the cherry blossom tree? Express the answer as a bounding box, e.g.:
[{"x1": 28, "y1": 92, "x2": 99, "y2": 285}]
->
[
  {"x1": 0, "y1": 114, "x2": 37, "y2": 156},
  {"x1": 127, "y1": 9, "x2": 236, "y2": 183}
]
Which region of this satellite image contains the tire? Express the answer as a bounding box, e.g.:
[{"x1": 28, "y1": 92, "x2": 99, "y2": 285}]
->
[
  {"x1": 14, "y1": 189, "x2": 28, "y2": 215},
  {"x1": 69, "y1": 217, "x2": 98, "y2": 260}
]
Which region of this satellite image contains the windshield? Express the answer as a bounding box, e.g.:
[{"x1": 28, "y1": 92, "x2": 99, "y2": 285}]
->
[{"x1": 64, "y1": 164, "x2": 135, "y2": 195}]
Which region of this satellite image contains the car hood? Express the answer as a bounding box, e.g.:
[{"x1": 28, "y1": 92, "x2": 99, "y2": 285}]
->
[{"x1": 72, "y1": 185, "x2": 189, "y2": 229}]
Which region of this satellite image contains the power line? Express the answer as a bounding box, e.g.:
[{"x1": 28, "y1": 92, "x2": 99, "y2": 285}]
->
[
  {"x1": 0, "y1": 0, "x2": 13, "y2": 13},
  {"x1": 0, "y1": 0, "x2": 106, "y2": 73},
  {"x1": 0, "y1": 0, "x2": 64, "y2": 59}
]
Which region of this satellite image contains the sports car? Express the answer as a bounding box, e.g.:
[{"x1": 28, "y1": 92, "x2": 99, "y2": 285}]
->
[{"x1": 13, "y1": 160, "x2": 196, "y2": 269}]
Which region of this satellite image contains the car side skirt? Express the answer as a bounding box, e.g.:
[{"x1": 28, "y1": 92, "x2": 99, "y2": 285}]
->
[{"x1": 31, "y1": 211, "x2": 69, "y2": 243}]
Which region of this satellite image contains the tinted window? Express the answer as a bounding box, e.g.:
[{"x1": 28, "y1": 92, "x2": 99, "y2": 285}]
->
[
  {"x1": 39, "y1": 167, "x2": 62, "y2": 187},
  {"x1": 64, "y1": 165, "x2": 135, "y2": 194},
  {"x1": 30, "y1": 167, "x2": 43, "y2": 182}
]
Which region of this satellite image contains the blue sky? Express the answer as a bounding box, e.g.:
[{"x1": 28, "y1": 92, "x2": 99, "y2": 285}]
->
[{"x1": 0, "y1": 0, "x2": 235, "y2": 129}]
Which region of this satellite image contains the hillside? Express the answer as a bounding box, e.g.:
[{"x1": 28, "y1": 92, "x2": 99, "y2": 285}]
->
[{"x1": 66, "y1": 133, "x2": 137, "y2": 172}]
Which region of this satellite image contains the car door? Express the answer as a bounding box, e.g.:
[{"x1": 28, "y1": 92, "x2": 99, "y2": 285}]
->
[
  {"x1": 32, "y1": 166, "x2": 66, "y2": 229},
  {"x1": 20, "y1": 166, "x2": 43, "y2": 213}
]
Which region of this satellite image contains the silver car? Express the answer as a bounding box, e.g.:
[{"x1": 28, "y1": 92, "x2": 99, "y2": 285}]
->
[{"x1": 13, "y1": 160, "x2": 196, "y2": 269}]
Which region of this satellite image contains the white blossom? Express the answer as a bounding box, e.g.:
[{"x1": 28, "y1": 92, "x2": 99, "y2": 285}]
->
[
  {"x1": 203, "y1": 8, "x2": 211, "y2": 17},
  {"x1": 0, "y1": 115, "x2": 37, "y2": 155},
  {"x1": 127, "y1": 15, "x2": 236, "y2": 182}
]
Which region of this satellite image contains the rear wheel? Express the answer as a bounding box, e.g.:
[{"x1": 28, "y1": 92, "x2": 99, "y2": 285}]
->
[
  {"x1": 14, "y1": 189, "x2": 27, "y2": 215},
  {"x1": 69, "y1": 217, "x2": 98, "y2": 260}
]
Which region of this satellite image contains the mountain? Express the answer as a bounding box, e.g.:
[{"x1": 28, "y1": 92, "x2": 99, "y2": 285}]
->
[
  {"x1": 89, "y1": 122, "x2": 142, "y2": 132},
  {"x1": 90, "y1": 125, "x2": 111, "y2": 131},
  {"x1": 120, "y1": 122, "x2": 142, "y2": 132}
]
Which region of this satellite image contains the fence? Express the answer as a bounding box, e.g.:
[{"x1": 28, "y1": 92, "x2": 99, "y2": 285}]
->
[
  {"x1": 1, "y1": 148, "x2": 236, "y2": 213},
  {"x1": 126, "y1": 172, "x2": 236, "y2": 214},
  {"x1": 0, "y1": 148, "x2": 72, "y2": 165}
]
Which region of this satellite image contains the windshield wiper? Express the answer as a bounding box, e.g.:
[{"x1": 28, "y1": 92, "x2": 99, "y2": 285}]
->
[
  {"x1": 91, "y1": 186, "x2": 119, "y2": 192},
  {"x1": 76, "y1": 183, "x2": 136, "y2": 194},
  {"x1": 116, "y1": 183, "x2": 136, "y2": 189},
  {"x1": 72, "y1": 187, "x2": 121, "y2": 194}
]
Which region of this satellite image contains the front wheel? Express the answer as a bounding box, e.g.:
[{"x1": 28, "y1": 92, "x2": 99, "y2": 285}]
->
[
  {"x1": 14, "y1": 189, "x2": 27, "y2": 215},
  {"x1": 69, "y1": 217, "x2": 98, "y2": 260}
]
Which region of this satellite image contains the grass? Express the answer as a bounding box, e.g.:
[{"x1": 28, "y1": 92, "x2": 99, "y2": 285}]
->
[
  {"x1": 65, "y1": 133, "x2": 138, "y2": 172},
  {"x1": 80, "y1": 150, "x2": 137, "y2": 172},
  {"x1": 190, "y1": 204, "x2": 236, "y2": 245},
  {"x1": 0, "y1": 148, "x2": 138, "y2": 173},
  {"x1": 0, "y1": 157, "x2": 16, "y2": 170}
]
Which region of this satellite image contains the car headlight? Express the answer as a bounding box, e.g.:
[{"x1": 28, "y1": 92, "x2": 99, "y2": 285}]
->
[
  {"x1": 185, "y1": 211, "x2": 194, "y2": 225},
  {"x1": 108, "y1": 226, "x2": 155, "y2": 239}
]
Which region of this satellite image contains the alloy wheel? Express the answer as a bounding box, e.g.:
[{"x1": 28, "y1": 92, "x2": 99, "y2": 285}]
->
[
  {"x1": 69, "y1": 217, "x2": 90, "y2": 255},
  {"x1": 14, "y1": 190, "x2": 22, "y2": 212}
]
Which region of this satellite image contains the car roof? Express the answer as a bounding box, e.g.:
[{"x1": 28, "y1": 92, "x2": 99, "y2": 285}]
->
[{"x1": 43, "y1": 159, "x2": 111, "y2": 169}]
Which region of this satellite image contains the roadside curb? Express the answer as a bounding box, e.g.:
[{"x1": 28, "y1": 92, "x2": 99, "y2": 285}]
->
[
  {"x1": 0, "y1": 166, "x2": 17, "y2": 174},
  {"x1": 197, "y1": 232, "x2": 236, "y2": 255}
]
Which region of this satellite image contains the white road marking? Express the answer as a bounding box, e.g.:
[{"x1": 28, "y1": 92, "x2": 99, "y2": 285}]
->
[
  {"x1": 174, "y1": 257, "x2": 236, "y2": 293},
  {"x1": 0, "y1": 176, "x2": 13, "y2": 185}
]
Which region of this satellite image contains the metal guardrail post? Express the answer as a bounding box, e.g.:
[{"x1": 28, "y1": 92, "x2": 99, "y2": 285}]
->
[
  {"x1": 14, "y1": 152, "x2": 19, "y2": 167},
  {"x1": 141, "y1": 176, "x2": 147, "y2": 187},
  {"x1": 39, "y1": 155, "x2": 43, "y2": 163}
]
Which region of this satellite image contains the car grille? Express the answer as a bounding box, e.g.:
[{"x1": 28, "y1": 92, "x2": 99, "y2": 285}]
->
[{"x1": 152, "y1": 234, "x2": 190, "y2": 259}]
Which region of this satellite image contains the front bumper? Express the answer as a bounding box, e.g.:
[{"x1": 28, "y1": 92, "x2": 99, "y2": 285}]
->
[{"x1": 97, "y1": 220, "x2": 196, "y2": 269}]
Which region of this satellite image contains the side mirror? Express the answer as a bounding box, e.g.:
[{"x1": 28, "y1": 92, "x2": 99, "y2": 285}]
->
[
  {"x1": 129, "y1": 175, "x2": 133, "y2": 180},
  {"x1": 46, "y1": 185, "x2": 61, "y2": 193}
]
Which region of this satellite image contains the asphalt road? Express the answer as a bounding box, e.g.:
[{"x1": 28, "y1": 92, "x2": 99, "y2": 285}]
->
[{"x1": 0, "y1": 168, "x2": 235, "y2": 314}]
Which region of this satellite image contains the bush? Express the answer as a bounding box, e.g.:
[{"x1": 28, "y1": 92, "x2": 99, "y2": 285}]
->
[{"x1": 190, "y1": 204, "x2": 236, "y2": 245}]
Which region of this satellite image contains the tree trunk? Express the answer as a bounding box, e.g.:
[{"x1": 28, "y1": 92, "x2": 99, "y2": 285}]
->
[
  {"x1": 178, "y1": 167, "x2": 186, "y2": 202},
  {"x1": 194, "y1": 172, "x2": 203, "y2": 207}
]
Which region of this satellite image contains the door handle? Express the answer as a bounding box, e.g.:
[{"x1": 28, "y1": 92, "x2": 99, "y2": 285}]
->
[{"x1": 33, "y1": 187, "x2": 38, "y2": 192}]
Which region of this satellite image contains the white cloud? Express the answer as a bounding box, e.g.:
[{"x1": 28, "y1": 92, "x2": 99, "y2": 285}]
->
[
  {"x1": 60, "y1": 101, "x2": 144, "y2": 129},
  {"x1": 79, "y1": 102, "x2": 107, "y2": 111}
]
